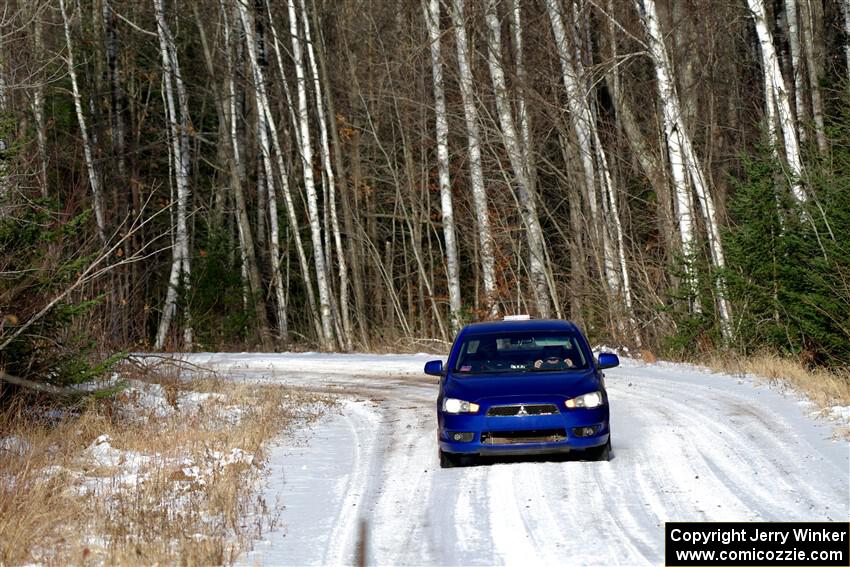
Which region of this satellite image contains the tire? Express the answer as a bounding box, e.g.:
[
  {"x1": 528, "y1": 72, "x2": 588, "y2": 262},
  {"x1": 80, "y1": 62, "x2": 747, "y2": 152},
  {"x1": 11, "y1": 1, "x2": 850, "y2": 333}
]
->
[
  {"x1": 439, "y1": 449, "x2": 461, "y2": 468},
  {"x1": 584, "y1": 438, "x2": 612, "y2": 462}
]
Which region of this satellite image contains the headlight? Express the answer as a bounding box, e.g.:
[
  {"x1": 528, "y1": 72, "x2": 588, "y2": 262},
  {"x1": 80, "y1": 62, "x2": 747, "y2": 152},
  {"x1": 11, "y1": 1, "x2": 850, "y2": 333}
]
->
[
  {"x1": 442, "y1": 398, "x2": 480, "y2": 414},
  {"x1": 565, "y1": 391, "x2": 604, "y2": 409}
]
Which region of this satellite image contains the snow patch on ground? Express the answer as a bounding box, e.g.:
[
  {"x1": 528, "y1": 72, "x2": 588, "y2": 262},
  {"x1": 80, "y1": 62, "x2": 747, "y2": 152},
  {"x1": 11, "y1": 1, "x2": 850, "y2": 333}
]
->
[
  {"x1": 592, "y1": 344, "x2": 631, "y2": 356},
  {"x1": 172, "y1": 447, "x2": 256, "y2": 488},
  {"x1": 181, "y1": 351, "x2": 439, "y2": 379},
  {"x1": 0, "y1": 435, "x2": 31, "y2": 456},
  {"x1": 827, "y1": 405, "x2": 850, "y2": 421},
  {"x1": 115, "y1": 381, "x2": 175, "y2": 420},
  {"x1": 73, "y1": 384, "x2": 260, "y2": 498}
]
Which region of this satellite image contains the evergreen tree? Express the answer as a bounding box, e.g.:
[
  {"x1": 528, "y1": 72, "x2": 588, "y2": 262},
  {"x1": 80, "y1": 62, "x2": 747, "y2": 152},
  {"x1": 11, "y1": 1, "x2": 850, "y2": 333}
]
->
[{"x1": 725, "y1": 109, "x2": 850, "y2": 365}]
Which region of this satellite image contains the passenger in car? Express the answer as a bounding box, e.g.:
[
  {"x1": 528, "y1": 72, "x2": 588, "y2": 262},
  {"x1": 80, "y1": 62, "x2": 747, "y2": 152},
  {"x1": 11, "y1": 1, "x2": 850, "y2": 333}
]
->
[{"x1": 469, "y1": 338, "x2": 499, "y2": 371}]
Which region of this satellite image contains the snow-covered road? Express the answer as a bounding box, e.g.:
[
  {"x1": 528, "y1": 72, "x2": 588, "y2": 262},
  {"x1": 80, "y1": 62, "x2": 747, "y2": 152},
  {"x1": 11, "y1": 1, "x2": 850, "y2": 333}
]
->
[{"x1": 184, "y1": 353, "x2": 849, "y2": 566}]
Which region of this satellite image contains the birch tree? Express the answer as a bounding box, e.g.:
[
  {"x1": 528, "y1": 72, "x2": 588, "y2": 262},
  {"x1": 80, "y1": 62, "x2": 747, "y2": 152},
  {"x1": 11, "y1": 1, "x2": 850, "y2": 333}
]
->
[
  {"x1": 103, "y1": 0, "x2": 127, "y2": 181},
  {"x1": 32, "y1": 10, "x2": 48, "y2": 196},
  {"x1": 235, "y1": 0, "x2": 291, "y2": 342},
  {"x1": 220, "y1": 1, "x2": 272, "y2": 348},
  {"x1": 636, "y1": 0, "x2": 732, "y2": 340},
  {"x1": 59, "y1": 0, "x2": 106, "y2": 243},
  {"x1": 299, "y1": 0, "x2": 353, "y2": 349},
  {"x1": 422, "y1": 0, "x2": 462, "y2": 331},
  {"x1": 0, "y1": 39, "x2": 8, "y2": 204},
  {"x1": 747, "y1": 0, "x2": 806, "y2": 204},
  {"x1": 603, "y1": 8, "x2": 674, "y2": 261},
  {"x1": 838, "y1": 0, "x2": 850, "y2": 79},
  {"x1": 511, "y1": 0, "x2": 563, "y2": 319},
  {"x1": 545, "y1": 0, "x2": 605, "y2": 284},
  {"x1": 450, "y1": 0, "x2": 499, "y2": 317},
  {"x1": 783, "y1": 0, "x2": 807, "y2": 145},
  {"x1": 484, "y1": 0, "x2": 550, "y2": 319},
  {"x1": 154, "y1": 0, "x2": 193, "y2": 349},
  {"x1": 545, "y1": 0, "x2": 642, "y2": 341},
  {"x1": 288, "y1": 0, "x2": 335, "y2": 348},
  {"x1": 305, "y1": 0, "x2": 371, "y2": 347},
  {"x1": 259, "y1": 1, "x2": 325, "y2": 343}
]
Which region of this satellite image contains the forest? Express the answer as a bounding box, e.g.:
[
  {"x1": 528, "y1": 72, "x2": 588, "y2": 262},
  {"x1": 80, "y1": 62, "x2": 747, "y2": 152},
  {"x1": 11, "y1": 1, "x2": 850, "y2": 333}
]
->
[{"x1": 1, "y1": 0, "x2": 849, "y2": 389}]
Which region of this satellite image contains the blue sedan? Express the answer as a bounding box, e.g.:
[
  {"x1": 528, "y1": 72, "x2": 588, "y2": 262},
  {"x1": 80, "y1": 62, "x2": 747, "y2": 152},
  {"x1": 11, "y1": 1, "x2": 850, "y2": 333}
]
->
[{"x1": 425, "y1": 317, "x2": 619, "y2": 468}]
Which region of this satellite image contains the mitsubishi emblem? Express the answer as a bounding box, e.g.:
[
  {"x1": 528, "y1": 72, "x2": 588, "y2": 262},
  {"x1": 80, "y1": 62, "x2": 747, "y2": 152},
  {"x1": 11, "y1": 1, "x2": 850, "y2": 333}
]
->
[{"x1": 517, "y1": 405, "x2": 528, "y2": 416}]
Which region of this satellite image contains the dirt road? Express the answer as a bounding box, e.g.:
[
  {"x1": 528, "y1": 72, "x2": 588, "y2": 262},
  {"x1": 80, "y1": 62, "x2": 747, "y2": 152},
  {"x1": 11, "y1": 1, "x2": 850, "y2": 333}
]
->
[{"x1": 184, "y1": 353, "x2": 849, "y2": 566}]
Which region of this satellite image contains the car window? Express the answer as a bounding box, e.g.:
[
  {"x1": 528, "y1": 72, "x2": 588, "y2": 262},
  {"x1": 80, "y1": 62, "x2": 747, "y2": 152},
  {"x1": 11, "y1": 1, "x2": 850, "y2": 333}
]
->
[{"x1": 453, "y1": 331, "x2": 587, "y2": 374}]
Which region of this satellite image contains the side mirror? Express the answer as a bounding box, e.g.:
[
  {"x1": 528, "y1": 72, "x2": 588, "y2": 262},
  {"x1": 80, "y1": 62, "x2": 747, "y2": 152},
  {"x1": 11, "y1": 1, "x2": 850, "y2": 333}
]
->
[
  {"x1": 597, "y1": 352, "x2": 620, "y2": 370},
  {"x1": 424, "y1": 360, "x2": 444, "y2": 376}
]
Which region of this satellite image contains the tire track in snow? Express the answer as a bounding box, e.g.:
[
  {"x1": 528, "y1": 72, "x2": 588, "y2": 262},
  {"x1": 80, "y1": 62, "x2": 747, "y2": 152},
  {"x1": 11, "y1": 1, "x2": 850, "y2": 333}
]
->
[
  {"x1": 615, "y1": 372, "x2": 843, "y2": 520},
  {"x1": 368, "y1": 404, "x2": 435, "y2": 565},
  {"x1": 515, "y1": 462, "x2": 603, "y2": 564},
  {"x1": 321, "y1": 401, "x2": 382, "y2": 566},
  {"x1": 487, "y1": 463, "x2": 542, "y2": 564},
  {"x1": 443, "y1": 465, "x2": 495, "y2": 565}
]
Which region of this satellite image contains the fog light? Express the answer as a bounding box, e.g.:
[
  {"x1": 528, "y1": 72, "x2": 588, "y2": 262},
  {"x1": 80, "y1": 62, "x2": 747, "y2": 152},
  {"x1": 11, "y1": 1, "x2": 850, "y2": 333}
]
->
[
  {"x1": 572, "y1": 426, "x2": 597, "y2": 437},
  {"x1": 450, "y1": 432, "x2": 474, "y2": 442}
]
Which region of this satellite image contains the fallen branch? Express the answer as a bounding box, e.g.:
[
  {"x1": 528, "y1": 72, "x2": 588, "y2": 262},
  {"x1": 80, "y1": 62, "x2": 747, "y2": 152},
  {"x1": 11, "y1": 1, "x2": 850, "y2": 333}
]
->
[
  {"x1": 0, "y1": 370, "x2": 79, "y2": 396},
  {"x1": 125, "y1": 353, "x2": 220, "y2": 378}
]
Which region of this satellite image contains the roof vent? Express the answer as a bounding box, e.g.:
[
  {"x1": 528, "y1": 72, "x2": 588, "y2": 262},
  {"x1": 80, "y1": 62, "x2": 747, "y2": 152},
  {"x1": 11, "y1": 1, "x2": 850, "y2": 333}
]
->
[{"x1": 502, "y1": 314, "x2": 532, "y2": 321}]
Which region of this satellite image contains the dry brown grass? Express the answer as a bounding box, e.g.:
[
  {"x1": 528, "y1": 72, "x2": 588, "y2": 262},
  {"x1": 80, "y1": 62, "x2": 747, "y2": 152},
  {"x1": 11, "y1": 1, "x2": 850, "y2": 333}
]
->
[
  {"x1": 704, "y1": 352, "x2": 850, "y2": 409},
  {"x1": 0, "y1": 373, "x2": 334, "y2": 566}
]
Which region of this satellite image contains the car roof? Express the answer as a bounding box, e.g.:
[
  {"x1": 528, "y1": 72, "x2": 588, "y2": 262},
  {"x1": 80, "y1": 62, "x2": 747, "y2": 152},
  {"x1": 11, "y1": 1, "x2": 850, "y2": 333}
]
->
[{"x1": 459, "y1": 319, "x2": 580, "y2": 335}]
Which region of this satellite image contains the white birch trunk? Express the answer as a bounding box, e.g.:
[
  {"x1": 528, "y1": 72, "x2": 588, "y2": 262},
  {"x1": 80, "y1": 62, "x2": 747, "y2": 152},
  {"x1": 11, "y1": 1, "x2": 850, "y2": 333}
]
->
[
  {"x1": 484, "y1": 0, "x2": 549, "y2": 318},
  {"x1": 288, "y1": 0, "x2": 335, "y2": 348},
  {"x1": 544, "y1": 0, "x2": 616, "y2": 301},
  {"x1": 0, "y1": 40, "x2": 8, "y2": 205},
  {"x1": 512, "y1": 1, "x2": 561, "y2": 318},
  {"x1": 220, "y1": 0, "x2": 272, "y2": 349},
  {"x1": 783, "y1": 0, "x2": 807, "y2": 144},
  {"x1": 637, "y1": 0, "x2": 698, "y2": 310},
  {"x1": 153, "y1": 0, "x2": 192, "y2": 349},
  {"x1": 763, "y1": 54, "x2": 780, "y2": 153},
  {"x1": 170, "y1": 14, "x2": 193, "y2": 348},
  {"x1": 748, "y1": 0, "x2": 807, "y2": 204},
  {"x1": 450, "y1": 0, "x2": 499, "y2": 317},
  {"x1": 508, "y1": 0, "x2": 533, "y2": 195},
  {"x1": 637, "y1": 0, "x2": 732, "y2": 339},
  {"x1": 423, "y1": 0, "x2": 462, "y2": 332},
  {"x1": 33, "y1": 14, "x2": 48, "y2": 196},
  {"x1": 299, "y1": 0, "x2": 352, "y2": 350},
  {"x1": 592, "y1": 125, "x2": 641, "y2": 346},
  {"x1": 678, "y1": 126, "x2": 733, "y2": 340},
  {"x1": 236, "y1": 0, "x2": 290, "y2": 342},
  {"x1": 60, "y1": 0, "x2": 106, "y2": 243},
  {"x1": 843, "y1": 0, "x2": 850, "y2": 79},
  {"x1": 261, "y1": 4, "x2": 324, "y2": 342},
  {"x1": 156, "y1": 117, "x2": 181, "y2": 350}
]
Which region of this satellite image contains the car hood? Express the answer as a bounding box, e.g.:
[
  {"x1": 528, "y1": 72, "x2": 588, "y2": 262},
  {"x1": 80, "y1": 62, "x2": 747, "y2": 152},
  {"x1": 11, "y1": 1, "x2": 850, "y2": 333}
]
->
[{"x1": 444, "y1": 370, "x2": 600, "y2": 402}]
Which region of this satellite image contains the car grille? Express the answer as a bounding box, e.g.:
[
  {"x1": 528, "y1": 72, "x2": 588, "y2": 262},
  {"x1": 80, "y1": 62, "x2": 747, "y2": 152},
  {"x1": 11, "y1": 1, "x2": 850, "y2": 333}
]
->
[
  {"x1": 481, "y1": 429, "x2": 567, "y2": 445},
  {"x1": 486, "y1": 403, "x2": 559, "y2": 417}
]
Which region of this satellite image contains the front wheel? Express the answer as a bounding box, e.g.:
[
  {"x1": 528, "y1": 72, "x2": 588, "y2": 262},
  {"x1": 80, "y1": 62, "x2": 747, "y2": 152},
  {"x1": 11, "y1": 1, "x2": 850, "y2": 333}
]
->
[
  {"x1": 584, "y1": 438, "x2": 611, "y2": 462},
  {"x1": 439, "y1": 449, "x2": 461, "y2": 468}
]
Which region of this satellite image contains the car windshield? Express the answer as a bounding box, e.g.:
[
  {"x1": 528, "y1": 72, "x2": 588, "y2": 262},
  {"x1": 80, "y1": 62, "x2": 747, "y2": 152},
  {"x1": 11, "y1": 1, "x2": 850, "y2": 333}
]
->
[{"x1": 453, "y1": 331, "x2": 588, "y2": 375}]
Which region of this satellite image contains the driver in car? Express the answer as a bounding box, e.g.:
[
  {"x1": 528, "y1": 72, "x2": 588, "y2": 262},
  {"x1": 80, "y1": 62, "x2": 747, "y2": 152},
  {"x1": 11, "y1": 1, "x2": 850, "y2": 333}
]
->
[
  {"x1": 533, "y1": 345, "x2": 575, "y2": 370},
  {"x1": 470, "y1": 338, "x2": 500, "y2": 371}
]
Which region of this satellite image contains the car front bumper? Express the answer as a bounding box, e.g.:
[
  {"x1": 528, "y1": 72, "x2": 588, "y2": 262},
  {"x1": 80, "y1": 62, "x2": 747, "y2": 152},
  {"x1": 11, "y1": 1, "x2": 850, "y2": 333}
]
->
[{"x1": 438, "y1": 406, "x2": 609, "y2": 456}]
